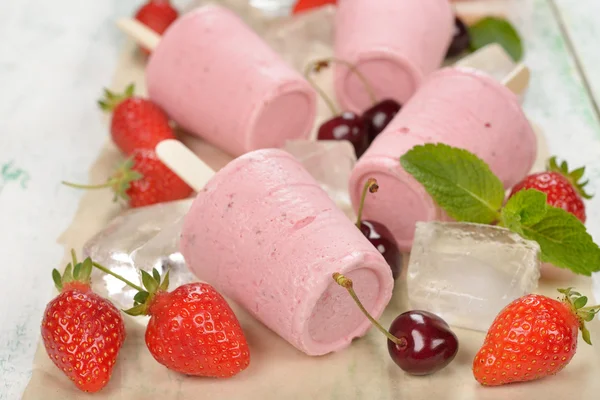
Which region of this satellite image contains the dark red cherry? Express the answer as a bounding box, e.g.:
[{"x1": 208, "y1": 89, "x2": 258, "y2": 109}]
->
[
  {"x1": 361, "y1": 99, "x2": 401, "y2": 143},
  {"x1": 317, "y1": 112, "x2": 369, "y2": 158},
  {"x1": 359, "y1": 220, "x2": 401, "y2": 279},
  {"x1": 446, "y1": 17, "x2": 471, "y2": 59},
  {"x1": 387, "y1": 310, "x2": 458, "y2": 375}
]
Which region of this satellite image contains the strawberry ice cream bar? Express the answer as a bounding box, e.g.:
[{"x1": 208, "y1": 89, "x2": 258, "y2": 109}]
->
[
  {"x1": 180, "y1": 149, "x2": 394, "y2": 356},
  {"x1": 146, "y1": 5, "x2": 317, "y2": 157},
  {"x1": 334, "y1": 0, "x2": 454, "y2": 113},
  {"x1": 349, "y1": 67, "x2": 537, "y2": 251}
]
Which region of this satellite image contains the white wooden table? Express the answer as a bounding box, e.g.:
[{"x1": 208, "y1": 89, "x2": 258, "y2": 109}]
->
[{"x1": 0, "y1": 0, "x2": 599, "y2": 398}]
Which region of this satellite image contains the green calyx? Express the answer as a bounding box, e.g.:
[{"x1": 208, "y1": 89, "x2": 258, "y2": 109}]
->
[
  {"x1": 52, "y1": 249, "x2": 93, "y2": 292},
  {"x1": 97, "y1": 83, "x2": 135, "y2": 112},
  {"x1": 123, "y1": 268, "x2": 170, "y2": 316},
  {"x1": 547, "y1": 156, "x2": 593, "y2": 200},
  {"x1": 558, "y1": 288, "x2": 600, "y2": 345},
  {"x1": 61, "y1": 157, "x2": 143, "y2": 203}
]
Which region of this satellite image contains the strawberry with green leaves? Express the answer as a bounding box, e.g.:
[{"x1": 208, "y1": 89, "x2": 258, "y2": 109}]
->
[
  {"x1": 62, "y1": 148, "x2": 193, "y2": 208},
  {"x1": 400, "y1": 144, "x2": 600, "y2": 276},
  {"x1": 92, "y1": 263, "x2": 251, "y2": 377},
  {"x1": 473, "y1": 288, "x2": 599, "y2": 386},
  {"x1": 99, "y1": 84, "x2": 176, "y2": 156},
  {"x1": 510, "y1": 157, "x2": 593, "y2": 223},
  {"x1": 41, "y1": 251, "x2": 126, "y2": 393}
]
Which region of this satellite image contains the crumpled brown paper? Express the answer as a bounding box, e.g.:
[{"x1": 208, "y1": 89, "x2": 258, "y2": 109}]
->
[{"x1": 23, "y1": 1, "x2": 600, "y2": 399}]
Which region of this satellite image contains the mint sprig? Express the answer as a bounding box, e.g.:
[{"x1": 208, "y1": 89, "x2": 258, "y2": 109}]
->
[
  {"x1": 401, "y1": 144, "x2": 600, "y2": 276},
  {"x1": 468, "y1": 17, "x2": 523, "y2": 62},
  {"x1": 400, "y1": 143, "x2": 504, "y2": 224}
]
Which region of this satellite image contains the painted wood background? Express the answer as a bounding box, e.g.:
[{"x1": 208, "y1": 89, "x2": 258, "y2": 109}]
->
[{"x1": 0, "y1": 0, "x2": 598, "y2": 398}]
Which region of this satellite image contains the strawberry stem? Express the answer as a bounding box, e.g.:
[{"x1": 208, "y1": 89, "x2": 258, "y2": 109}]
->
[
  {"x1": 355, "y1": 178, "x2": 379, "y2": 229},
  {"x1": 61, "y1": 181, "x2": 114, "y2": 190},
  {"x1": 98, "y1": 83, "x2": 135, "y2": 112},
  {"x1": 304, "y1": 61, "x2": 339, "y2": 116},
  {"x1": 312, "y1": 57, "x2": 378, "y2": 105},
  {"x1": 92, "y1": 262, "x2": 145, "y2": 292},
  {"x1": 332, "y1": 272, "x2": 403, "y2": 345}
]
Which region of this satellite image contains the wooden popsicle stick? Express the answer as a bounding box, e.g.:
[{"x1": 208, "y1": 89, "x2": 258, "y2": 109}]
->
[
  {"x1": 116, "y1": 18, "x2": 161, "y2": 51},
  {"x1": 502, "y1": 63, "x2": 530, "y2": 95},
  {"x1": 455, "y1": 43, "x2": 513, "y2": 71},
  {"x1": 155, "y1": 139, "x2": 215, "y2": 192}
]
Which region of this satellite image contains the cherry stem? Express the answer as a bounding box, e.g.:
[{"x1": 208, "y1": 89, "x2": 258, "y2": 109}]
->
[
  {"x1": 319, "y1": 57, "x2": 378, "y2": 106},
  {"x1": 304, "y1": 61, "x2": 339, "y2": 116},
  {"x1": 92, "y1": 262, "x2": 145, "y2": 293},
  {"x1": 332, "y1": 272, "x2": 402, "y2": 346},
  {"x1": 355, "y1": 178, "x2": 379, "y2": 229}
]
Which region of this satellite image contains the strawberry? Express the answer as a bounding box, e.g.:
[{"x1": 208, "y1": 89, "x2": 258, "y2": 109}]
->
[
  {"x1": 98, "y1": 84, "x2": 176, "y2": 156},
  {"x1": 63, "y1": 148, "x2": 193, "y2": 208},
  {"x1": 292, "y1": 0, "x2": 337, "y2": 14},
  {"x1": 92, "y1": 264, "x2": 251, "y2": 377},
  {"x1": 509, "y1": 157, "x2": 593, "y2": 223},
  {"x1": 134, "y1": 0, "x2": 179, "y2": 54},
  {"x1": 473, "y1": 288, "x2": 599, "y2": 386},
  {"x1": 41, "y1": 251, "x2": 126, "y2": 393}
]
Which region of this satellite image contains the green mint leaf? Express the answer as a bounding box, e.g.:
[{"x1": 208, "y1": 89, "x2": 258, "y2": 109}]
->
[
  {"x1": 468, "y1": 17, "x2": 524, "y2": 62},
  {"x1": 518, "y1": 206, "x2": 600, "y2": 276},
  {"x1": 400, "y1": 143, "x2": 504, "y2": 224},
  {"x1": 501, "y1": 189, "x2": 548, "y2": 233}
]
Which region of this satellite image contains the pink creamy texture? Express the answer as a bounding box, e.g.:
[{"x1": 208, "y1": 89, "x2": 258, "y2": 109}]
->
[
  {"x1": 180, "y1": 149, "x2": 394, "y2": 356},
  {"x1": 349, "y1": 67, "x2": 537, "y2": 252},
  {"x1": 334, "y1": 0, "x2": 453, "y2": 113},
  {"x1": 146, "y1": 5, "x2": 317, "y2": 157}
]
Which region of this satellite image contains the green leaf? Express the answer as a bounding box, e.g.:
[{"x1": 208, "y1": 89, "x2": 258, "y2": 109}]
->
[
  {"x1": 140, "y1": 270, "x2": 158, "y2": 293},
  {"x1": 159, "y1": 269, "x2": 170, "y2": 292},
  {"x1": 574, "y1": 296, "x2": 588, "y2": 309},
  {"x1": 400, "y1": 143, "x2": 505, "y2": 224},
  {"x1": 468, "y1": 17, "x2": 524, "y2": 62},
  {"x1": 518, "y1": 206, "x2": 600, "y2": 276},
  {"x1": 52, "y1": 269, "x2": 63, "y2": 291},
  {"x1": 133, "y1": 291, "x2": 149, "y2": 304},
  {"x1": 123, "y1": 303, "x2": 147, "y2": 317},
  {"x1": 501, "y1": 189, "x2": 548, "y2": 233},
  {"x1": 582, "y1": 325, "x2": 592, "y2": 345},
  {"x1": 152, "y1": 268, "x2": 161, "y2": 283},
  {"x1": 80, "y1": 258, "x2": 93, "y2": 281},
  {"x1": 72, "y1": 262, "x2": 82, "y2": 280},
  {"x1": 581, "y1": 311, "x2": 597, "y2": 322}
]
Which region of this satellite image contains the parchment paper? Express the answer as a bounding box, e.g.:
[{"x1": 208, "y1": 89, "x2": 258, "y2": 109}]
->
[{"x1": 23, "y1": 2, "x2": 600, "y2": 399}]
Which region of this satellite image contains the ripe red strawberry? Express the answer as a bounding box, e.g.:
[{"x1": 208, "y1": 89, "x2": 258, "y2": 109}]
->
[
  {"x1": 473, "y1": 288, "x2": 599, "y2": 386},
  {"x1": 41, "y1": 252, "x2": 126, "y2": 393},
  {"x1": 292, "y1": 0, "x2": 337, "y2": 14},
  {"x1": 99, "y1": 84, "x2": 176, "y2": 156},
  {"x1": 509, "y1": 157, "x2": 593, "y2": 223},
  {"x1": 134, "y1": 0, "x2": 178, "y2": 54},
  {"x1": 91, "y1": 264, "x2": 251, "y2": 377},
  {"x1": 63, "y1": 148, "x2": 193, "y2": 208}
]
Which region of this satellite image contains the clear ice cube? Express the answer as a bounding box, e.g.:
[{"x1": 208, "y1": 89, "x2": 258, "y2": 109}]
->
[
  {"x1": 83, "y1": 199, "x2": 195, "y2": 309},
  {"x1": 284, "y1": 139, "x2": 357, "y2": 219},
  {"x1": 407, "y1": 221, "x2": 541, "y2": 332}
]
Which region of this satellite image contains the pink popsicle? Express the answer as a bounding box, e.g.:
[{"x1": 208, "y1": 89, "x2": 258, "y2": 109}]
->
[
  {"x1": 349, "y1": 67, "x2": 537, "y2": 252},
  {"x1": 334, "y1": 0, "x2": 454, "y2": 113},
  {"x1": 146, "y1": 5, "x2": 317, "y2": 157},
  {"x1": 180, "y1": 149, "x2": 394, "y2": 356}
]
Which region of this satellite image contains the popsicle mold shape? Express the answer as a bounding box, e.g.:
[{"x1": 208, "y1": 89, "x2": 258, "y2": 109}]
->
[
  {"x1": 348, "y1": 65, "x2": 536, "y2": 251},
  {"x1": 333, "y1": 0, "x2": 454, "y2": 113},
  {"x1": 157, "y1": 141, "x2": 394, "y2": 356}
]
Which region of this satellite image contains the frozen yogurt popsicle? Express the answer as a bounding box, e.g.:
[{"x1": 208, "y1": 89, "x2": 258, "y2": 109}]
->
[
  {"x1": 348, "y1": 65, "x2": 537, "y2": 252},
  {"x1": 156, "y1": 140, "x2": 394, "y2": 356},
  {"x1": 334, "y1": 0, "x2": 454, "y2": 113},
  {"x1": 120, "y1": 5, "x2": 317, "y2": 157}
]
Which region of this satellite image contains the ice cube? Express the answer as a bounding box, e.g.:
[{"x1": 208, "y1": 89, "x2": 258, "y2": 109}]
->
[
  {"x1": 407, "y1": 221, "x2": 541, "y2": 332},
  {"x1": 284, "y1": 139, "x2": 357, "y2": 219},
  {"x1": 83, "y1": 199, "x2": 195, "y2": 309}
]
